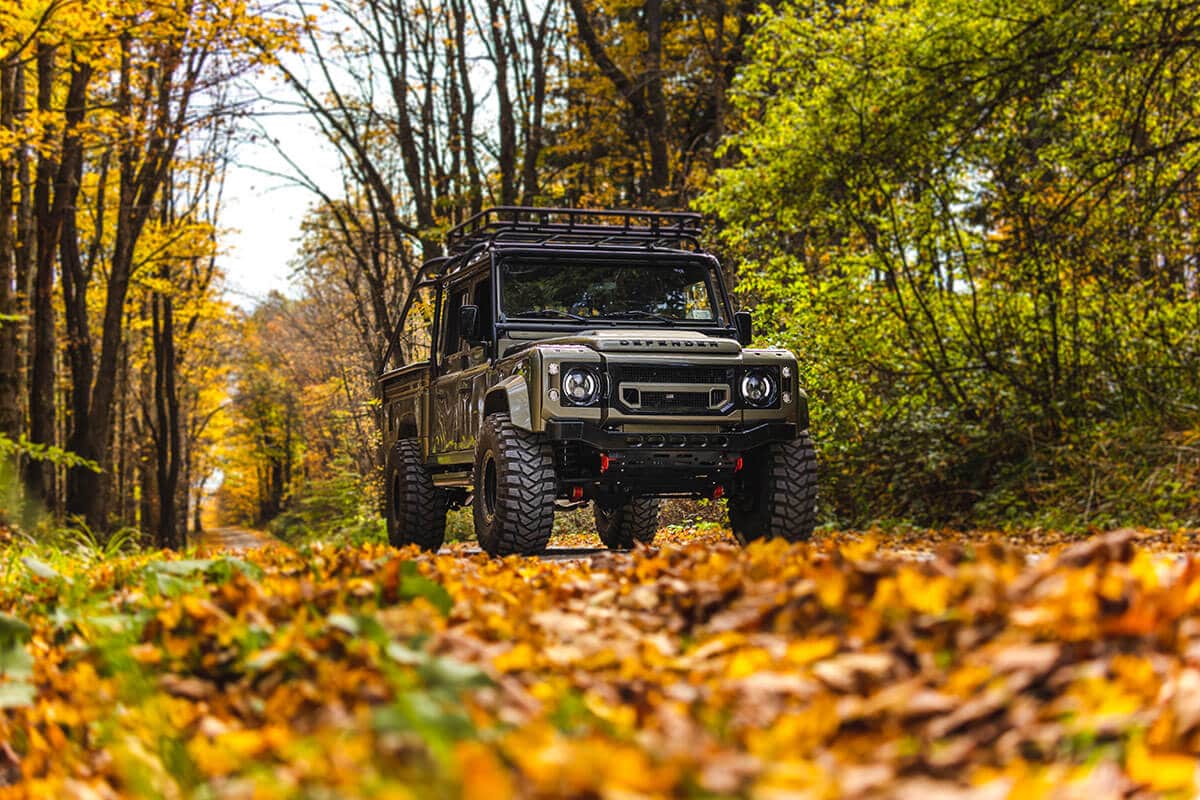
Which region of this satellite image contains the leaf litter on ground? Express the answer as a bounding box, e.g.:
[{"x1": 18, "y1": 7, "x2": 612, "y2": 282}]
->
[{"x1": 0, "y1": 526, "x2": 1199, "y2": 797}]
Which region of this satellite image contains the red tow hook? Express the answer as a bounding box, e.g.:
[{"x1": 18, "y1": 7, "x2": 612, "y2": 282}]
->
[
  {"x1": 734, "y1": 456, "x2": 744, "y2": 473},
  {"x1": 712, "y1": 485, "x2": 725, "y2": 500},
  {"x1": 599, "y1": 453, "x2": 611, "y2": 474}
]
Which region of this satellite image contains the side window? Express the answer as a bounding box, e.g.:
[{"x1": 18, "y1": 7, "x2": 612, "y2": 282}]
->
[
  {"x1": 441, "y1": 284, "x2": 468, "y2": 361},
  {"x1": 472, "y1": 276, "x2": 492, "y2": 338},
  {"x1": 397, "y1": 283, "x2": 436, "y2": 365}
]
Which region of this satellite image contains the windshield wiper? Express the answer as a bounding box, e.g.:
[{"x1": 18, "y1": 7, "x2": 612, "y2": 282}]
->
[
  {"x1": 601, "y1": 310, "x2": 678, "y2": 324},
  {"x1": 511, "y1": 308, "x2": 588, "y2": 321}
]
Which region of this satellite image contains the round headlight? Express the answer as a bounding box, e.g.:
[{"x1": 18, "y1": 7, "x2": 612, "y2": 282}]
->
[
  {"x1": 741, "y1": 369, "x2": 777, "y2": 408},
  {"x1": 561, "y1": 367, "x2": 601, "y2": 406}
]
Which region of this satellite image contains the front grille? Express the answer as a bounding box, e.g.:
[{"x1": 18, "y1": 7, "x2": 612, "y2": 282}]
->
[
  {"x1": 637, "y1": 390, "x2": 710, "y2": 413},
  {"x1": 614, "y1": 365, "x2": 732, "y2": 385},
  {"x1": 610, "y1": 363, "x2": 735, "y2": 416}
]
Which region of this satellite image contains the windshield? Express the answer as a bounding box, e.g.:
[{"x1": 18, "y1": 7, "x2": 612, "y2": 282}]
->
[{"x1": 501, "y1": 260, "x2": 721, "y2": 323}]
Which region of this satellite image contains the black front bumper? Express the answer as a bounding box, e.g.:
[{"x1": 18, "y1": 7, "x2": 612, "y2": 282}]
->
[
  {"x1": 544, "y1": 420, "x2": 797, "y2": 498},
  {"x1": 545, "y1": 420, "x2": 798, "y2": 451}
]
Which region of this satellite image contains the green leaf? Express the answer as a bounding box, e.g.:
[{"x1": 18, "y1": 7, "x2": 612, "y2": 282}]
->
[
  {"x1": 84, "y1": 614, "x2": 139, "y2": 635},
  {"x1": 398, "y1": 561, "x2": 452, "y2": 616},
  {"x1": 214, "y1": 556, "x2": 264, "y2": 581},
  {"x1": 245, "y1": 649, "x2": 284, "y2": 672},
  {"x1": 22, "y1": 556, "x2": 65, "y2": 583},
  {"x1": 196, "y1": 556, "x2": 266, "y2": 584},
  {"x1": 0, "y1": 682, "x2": 35, "y2": 708},
  {"x1": 13, "y1": 435, "x2": 100, "y2": 471},
  {"x1": 385, "y1": 641, "x2": 424, "y2": 666},
  {"x1": 0, "y1": 613, "x2": 31, "y2": 644},
  {"x1": 0, "y1": 643, "x2": 33, "y2": 680},
  {"x1": 421, "y1": 655, "x2": 489, "y2": 689},
  {"x1": 149, "y1": 559, "x2": 215, "y2": 577}
]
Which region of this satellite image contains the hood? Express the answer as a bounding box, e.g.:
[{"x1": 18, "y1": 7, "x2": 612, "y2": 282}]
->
[{"x1": 529, "y1": 328, "x2": 742, "y2": 355}]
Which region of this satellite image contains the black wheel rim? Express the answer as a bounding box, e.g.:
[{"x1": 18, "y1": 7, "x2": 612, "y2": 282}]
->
[{"x1": 482, "y1": 452, "x2": 498, "y2": 521}]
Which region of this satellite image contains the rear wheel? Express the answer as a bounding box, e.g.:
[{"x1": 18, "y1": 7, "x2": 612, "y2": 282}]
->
[
  {"x1": 385, "y1": 438, "x2": 446, "y2": 551},
  {"x1": 729, "y1": 432, "x2": 818, "y2": 545},
  {"x1": 473, "y1": 413, "x2": 556, "y2": 556},
  {"x1": 595, "y1": 497, "x2": 661, "y2": 550}
]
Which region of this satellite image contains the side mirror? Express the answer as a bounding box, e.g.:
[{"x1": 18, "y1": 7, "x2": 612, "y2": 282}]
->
[
  {"x1": 734, "y1": 310, "x2": 753, "y2": 346},
  {"x1": 459, "y1": 304, "x2": 482, "y2": 345}
]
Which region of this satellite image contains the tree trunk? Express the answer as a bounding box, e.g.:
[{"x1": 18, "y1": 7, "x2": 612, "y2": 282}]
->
[
  {"x1": 451, "y1": 0, "x2": 482, "y2": 214},
  {"x1": 14, "y1": 61, "x2": 33, "y2": 436},
  {"x1": 565, "y1": 0, "x2": 671, "y2": 203},
  {"x1": 68, "y1": 32, "x2": 191, "y2": 532},
  {"x1": 152, "y1": 287, "x2": 182, "y2": 549},
  {"x1": 135, "y1": 334, "x2": 158, "y2": 541},
  {"x1": 0, "y1": 56, "x2": 21, "y2": 441},
  {"x1": 519, "y1": 3, "x2": 551, "y2": 206},
  {"x1": 182, "y1": 425, "x2": 193, "y2": 542},
  {"x1": 25, "y1": 44, "x2": 60, "y2": 508},
  {"x1": 642, "y1": 0, "x2": 669, "y2": 201},
  {"x1": 486, "y1": 0, "x2": 517, "y2": 204},
  {"x1": 59, "y1": 63, "x2": 99, "y2": 524},
  {"x1": 114, "y1": 332, "x2": 131, "y2": 527}
]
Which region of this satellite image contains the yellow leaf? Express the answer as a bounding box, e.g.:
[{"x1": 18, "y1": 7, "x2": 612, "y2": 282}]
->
[
  {"x1": 897, "y1": 567, "x2": 951, "y2": 616},
  {"x1": 129, "y1": 643, "x2": 162, "y2": 665},
  {"x1": 786, "y1": 636, "x2": 839, "y2": 666},
  {"x1": 817, "y1": 570, "x2": 846, "y2": 608},
  {"x1": 456, "y1": 741, "x2": 514, "y2": 800},
  {"x1": 494, "y1": 642, "x2": 537, "y2": 672},
  {"x1": 727, "y1": 647, "x2": 773, "y2": 679},
  {"x1": 1127, "y1": 740, "x2": 1197, "y2": 792}
]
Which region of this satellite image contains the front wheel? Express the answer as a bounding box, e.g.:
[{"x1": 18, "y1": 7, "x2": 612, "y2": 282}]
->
[
  {"x1": 595, "y1": 497, "x2": 660, "y2": 550},
  {"x1": 729, "y1": 432, "x2": 818, "y2": 545},
  {"x1": 385, "y1": 439, "x2": 447, "y2": 551},
  {"x1": 472, "y1": 413, "x2": 557, "y2": 556}
]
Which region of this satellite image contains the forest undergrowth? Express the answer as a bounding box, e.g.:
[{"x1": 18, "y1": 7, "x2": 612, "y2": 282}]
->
[{"x1": 2, "y1": 525, "x2": 1200, "y2": 797}]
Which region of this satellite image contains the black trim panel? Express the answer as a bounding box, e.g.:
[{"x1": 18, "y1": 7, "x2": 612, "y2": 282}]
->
[{"x1": 545, "y1": 420, "x2": 798, "y2": 450}]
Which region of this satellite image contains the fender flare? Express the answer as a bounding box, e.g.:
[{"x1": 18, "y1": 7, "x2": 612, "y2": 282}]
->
[
  {"x1": 484, "y1": 376, "x2": 534, "y2": 431},
  {"x1": 793, "y1": 387, "x2": 810, "y2": 431}
]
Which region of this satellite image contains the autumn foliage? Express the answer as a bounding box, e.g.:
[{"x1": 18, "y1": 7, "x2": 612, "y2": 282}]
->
[{"x1": 0, "y1": 528, "x2": 1198, "y2": 797}]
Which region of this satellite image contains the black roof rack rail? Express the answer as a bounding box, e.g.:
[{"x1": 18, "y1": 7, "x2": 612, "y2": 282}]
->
[{"x1": 445, "y1": 206, "x2": 703, "y2": 255}]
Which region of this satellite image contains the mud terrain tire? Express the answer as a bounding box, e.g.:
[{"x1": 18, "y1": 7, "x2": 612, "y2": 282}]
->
[
  {"x1": 595, "y1": 497, "x2": 661, "y2": 550},
  {"x1": 385, "y1": 438, "x2": 447, "y2": 551},
  {"x1": 473, "y1": 413, "x2": 556, "y2": 556},
  {"x1": 729, "y1": 432, "x2": 818, "y2": 544}
]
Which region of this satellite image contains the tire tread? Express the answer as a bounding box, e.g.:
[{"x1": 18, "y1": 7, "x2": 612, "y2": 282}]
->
[
  {"x1": 386, "y1": 438, "x2": 446, "y2": 551},
  {"x1": 595, "y1": 498, "x2": 660, "y2": 550},
  {"x1": 474, "y1": 413, "x2": 556, "y2": 555},
  {"x1": 729, "y1": 432, "x2": 818, "y2": 544}
]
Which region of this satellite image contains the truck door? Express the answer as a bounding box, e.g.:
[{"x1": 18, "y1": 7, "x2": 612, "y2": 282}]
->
[
  {"x1": 460, "y1": 274, "x2": 494, "y2": 444},
  {"x1": 432, "y1": 284, "x2": 468, "y2": 456}
]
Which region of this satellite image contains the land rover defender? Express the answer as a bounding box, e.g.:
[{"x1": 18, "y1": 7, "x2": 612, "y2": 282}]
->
[{"x1": 380, "y1": 207, "x2": 817, "y2": 555}]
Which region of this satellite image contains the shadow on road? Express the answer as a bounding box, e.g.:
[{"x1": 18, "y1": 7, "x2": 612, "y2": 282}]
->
[
  {"x1": 197, "y1": 527, "x2": 275, "y2": 554},
  {"x1": 195, "y1": 528, "x2": 619, "y2": 561}
]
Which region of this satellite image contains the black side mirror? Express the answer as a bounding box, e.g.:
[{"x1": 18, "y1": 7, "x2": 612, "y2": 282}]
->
[
  {"x1": 734, "y1": 311, "x2": 753, "y2": 346},
  {"x1": 459, "y1": 304, "x2": 482, "y2": 345}
]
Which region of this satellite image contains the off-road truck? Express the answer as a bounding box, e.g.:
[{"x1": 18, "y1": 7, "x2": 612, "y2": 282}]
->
[{"x1": 379, "y1": 207, "x2": 817, "y2": 556}]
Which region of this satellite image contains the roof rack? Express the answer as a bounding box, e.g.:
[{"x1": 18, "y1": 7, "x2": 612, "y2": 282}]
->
[{"x1": 445, "y1": 206, "x2": 703, "y2": 255}]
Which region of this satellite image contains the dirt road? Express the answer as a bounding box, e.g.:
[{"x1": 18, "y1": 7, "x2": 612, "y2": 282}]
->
[{"x1": 196, "y1": 527, "x2": 276, "y2": 553}]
